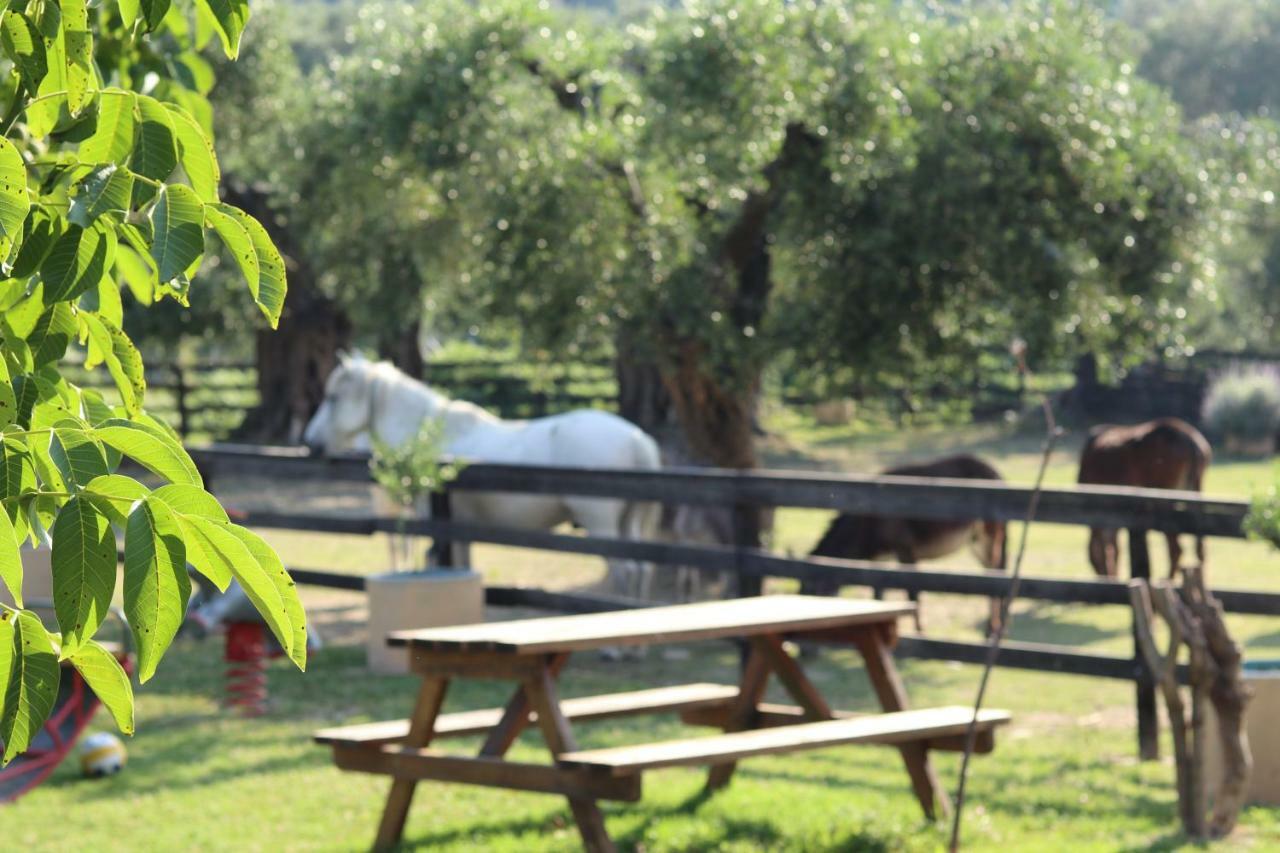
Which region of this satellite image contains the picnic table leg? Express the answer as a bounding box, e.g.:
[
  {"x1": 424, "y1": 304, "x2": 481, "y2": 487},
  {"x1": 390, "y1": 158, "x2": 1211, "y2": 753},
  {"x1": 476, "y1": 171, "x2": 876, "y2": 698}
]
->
[
  {"x1": 855, "y1": 629, "x2": 952, "y2": 821},
  {"x1": 705, "y1": 638, "x2": 772, "y2": 791},
  {"x1": 374, "y1": 676, "x2": 450, "y2": 850},
  {"x1": 755, "y1": 633, "x2": 834, "y2": 721},
  {"x1": 523, "y1": 657, "x2": 615, "y2": 853},
  {"x1": 479, "y1": 653, "x2": 571, "y2": 758}
]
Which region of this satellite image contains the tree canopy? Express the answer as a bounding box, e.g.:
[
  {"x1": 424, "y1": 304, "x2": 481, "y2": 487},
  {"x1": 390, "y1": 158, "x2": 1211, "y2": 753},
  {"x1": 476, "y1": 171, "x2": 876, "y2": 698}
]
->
[{"x1": 276, "y1": 0, "x2": 1205, "y2": 462}]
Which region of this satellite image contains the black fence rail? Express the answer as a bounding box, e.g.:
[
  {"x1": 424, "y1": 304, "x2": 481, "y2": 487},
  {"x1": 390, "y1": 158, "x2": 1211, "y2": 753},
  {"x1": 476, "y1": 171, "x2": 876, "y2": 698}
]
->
[{"x1": 191, "y1": 443, "x2": 1270, "y2": 760}]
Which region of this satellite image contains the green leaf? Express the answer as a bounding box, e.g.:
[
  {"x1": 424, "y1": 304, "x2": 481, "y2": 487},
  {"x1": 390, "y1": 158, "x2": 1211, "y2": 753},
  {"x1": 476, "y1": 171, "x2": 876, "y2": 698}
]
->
[
  {"x1": 0, "y1": 355, "x2": 14, "y2": 430},
  {"x1": 113, "y1": 246, "x2": 155, "y2": 305},
  {"x1": 79, "y1": 314, "x2": 144, "y2": 414},
  {"x1": 196, "y1": 0, "x2": 248, "y2": 59},
  {"x1": 117, "y1": 0, "x2": 139, "y2": 27},
  {"x1": 179, "y1": 515, "x2": 245, "y2": 596},
  {"x1": 0, "y1": 138, "x2": 29, "y2": 263},
  {"x1": 139, "y1": 0, "x2": 169, "y2": 32},
  {"x1": 0, "y1": 609, "x2": 58, "y2": 763},
  {"x1": 79, "y1": 274, "x2": 124, "y2": 329},
  {"x1": 3, "y1": 285, "x2": 44, "y2": 340},
  {"x1": 150, "y1": 483, "x2": 231, "y2": 590},
  {"x1": 11, "y1": 210, "x2": 61, "y2": 279},
  {"x1": 93, "y1": 419, "x2": 200, "y2": 486},
  {"x1": 41, "y1": 226, "x2": 113, "y2": 303},
  {"x1": 150, "y1": 483, "x2": 227, "y2": 522},
  {"x1": 0, "y1": 438, "x2": 36, "y2": 528},
  {"x1": 83, "y1": 473, "x2": 149, "y2": 525},
  {"x1": 204, "y1": 203, "x2": 258, "y2": 293},
  {"x1": 80, "y1": 90, "x2": 137, "y2": 166},
  {"x1": 51, "y1": 495, "x2": 116, "y2": 654},
  {"x1": 1, "y1": 13, "x2": 47, "y2": 95},
  {"x1": 175, "y1": 53, "x2": 215, "y2": 96},
  {"x1": 59, "y1": 0, "x2": 93, "y2": 116},
  {"x1": 68, "y1": 640, "x2": 133, "y2": 734},
  {"x1": 49, "y1": 423, "x2": 108, "y2": 487},
  {"x1": 150, "y1": 184, "x2": 204, "y2": 283},
  {"x1": 123, "y1": 496, "x2": 188, "y2": 682},
  {"x1": 129, "y1": 95, "x2": 177, "y2": 184},
  {"x1": 208, "y1": 205, "x2": 285, "y2": 327},
  {"x1": 24, "y1": 9, "x2": 66, "y2": 138},
  {"x1": 79, "y1": 388, "x2": 114, "y2": 427},
  {"x1": 26, "y1": 303, "x2": 76, "y2": 367},
  {"x1": 0, "y1": 505, "x2": 22, "y2": 607},
  {"x1": 166, "y1": 104, "x2": 219, "y2": 203},
  {"x1": 226, "y1": 524, "x2": 303, "y2": 667},
  {"x1": 69, "y1": 165, "x2": 134, "y2": 226}
]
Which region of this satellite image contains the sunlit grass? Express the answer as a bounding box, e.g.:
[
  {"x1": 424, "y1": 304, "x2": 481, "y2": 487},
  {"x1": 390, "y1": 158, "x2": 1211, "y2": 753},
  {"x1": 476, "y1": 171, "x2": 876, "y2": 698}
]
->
[{"x1": 10, "y1": 416, "x2": 1280, "y2": 851}]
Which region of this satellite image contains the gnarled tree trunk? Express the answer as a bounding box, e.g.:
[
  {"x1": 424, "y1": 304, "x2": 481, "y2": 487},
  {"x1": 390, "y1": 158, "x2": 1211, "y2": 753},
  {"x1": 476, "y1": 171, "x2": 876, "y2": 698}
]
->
[{"x1": 224, "y1": 179, "x2": 351, "y2": 444}]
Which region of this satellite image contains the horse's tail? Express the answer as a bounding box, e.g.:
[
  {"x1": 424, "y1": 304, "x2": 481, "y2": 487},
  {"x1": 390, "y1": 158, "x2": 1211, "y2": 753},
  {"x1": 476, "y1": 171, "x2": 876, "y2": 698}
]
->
[{"x1": 619, "y1": 429, "x2": 663, "y2": 543}]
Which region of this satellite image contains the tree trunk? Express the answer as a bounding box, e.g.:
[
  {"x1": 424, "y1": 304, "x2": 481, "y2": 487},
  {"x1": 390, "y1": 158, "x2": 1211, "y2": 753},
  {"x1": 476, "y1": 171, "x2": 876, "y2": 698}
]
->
[
  {"x1": 379, "y1": 319, "x2": 425, "y2": 380},
  {"x1": 660, "y1": 342, "x2": 759, "y2": 470},
  {"x1": 223, "y1": 178, "x2": 352, "y2": 444}
]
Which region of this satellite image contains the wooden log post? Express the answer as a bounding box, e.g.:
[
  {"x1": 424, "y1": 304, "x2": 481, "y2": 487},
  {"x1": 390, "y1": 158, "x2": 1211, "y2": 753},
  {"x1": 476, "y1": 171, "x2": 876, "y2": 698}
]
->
[
  {"x1": 428, "y1": 488, "x2": 454, "y2": 568},
  {"x1": 1129, "y1": 527, "x2": 1159, "y2": 761}
]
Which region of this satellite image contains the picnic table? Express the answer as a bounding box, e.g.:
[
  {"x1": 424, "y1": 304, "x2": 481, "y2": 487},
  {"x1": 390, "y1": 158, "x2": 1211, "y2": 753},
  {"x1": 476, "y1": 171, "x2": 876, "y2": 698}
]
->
[{"x1": 314, "y1": 595, "x2": 1010, "y2": 852}]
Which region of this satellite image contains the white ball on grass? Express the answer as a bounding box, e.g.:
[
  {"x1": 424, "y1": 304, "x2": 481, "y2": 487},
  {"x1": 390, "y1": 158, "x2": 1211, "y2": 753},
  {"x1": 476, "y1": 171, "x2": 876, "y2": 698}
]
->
[{"x1": 79, "y1": 732, "x2": 127, "y2": 778}]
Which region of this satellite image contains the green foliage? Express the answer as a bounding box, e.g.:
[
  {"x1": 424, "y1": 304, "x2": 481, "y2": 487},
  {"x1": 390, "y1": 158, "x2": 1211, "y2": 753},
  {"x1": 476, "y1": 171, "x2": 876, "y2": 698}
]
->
[
  {"x1": 282, "y1": 0, "x2": 1206, "y2": 405},
  {"x1": 370, "y1": 419, "x2": 461, "y2": 572},
  {"x1": 1126, "y1": 0, "x2": 1280, "y2": 120},
  {"x1": 0, "y1": 0, "x2": 302, "y2": 759},
  {"x1": 1245, "y1": 482, "x2": 1280, "y2": 550},
  {"x1": 1202, "y1": 365, "x2": 1280, "y2": 441}
]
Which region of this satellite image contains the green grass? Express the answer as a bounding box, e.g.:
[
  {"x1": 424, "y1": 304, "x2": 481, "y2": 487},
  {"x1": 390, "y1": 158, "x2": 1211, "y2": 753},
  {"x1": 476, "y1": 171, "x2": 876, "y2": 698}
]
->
[{"x1": 11, "y1": 414, "x2": 1280, "y2": 851}]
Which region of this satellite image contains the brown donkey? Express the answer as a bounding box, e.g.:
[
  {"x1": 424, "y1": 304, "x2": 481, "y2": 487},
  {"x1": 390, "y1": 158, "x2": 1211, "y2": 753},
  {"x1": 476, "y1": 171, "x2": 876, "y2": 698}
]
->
[
  {"x1": 804, "y1": 454, "x2": 1008, "y2": 632},
  {"x1": 1078, "y1": 418, "x2": 1211, "y2": 579}
]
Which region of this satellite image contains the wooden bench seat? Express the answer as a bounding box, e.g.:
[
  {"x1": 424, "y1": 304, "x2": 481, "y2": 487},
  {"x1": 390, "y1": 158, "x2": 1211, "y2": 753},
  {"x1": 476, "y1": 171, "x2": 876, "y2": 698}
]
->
[
  {"x1": 557, "y1": 706, "x2": 1011, "y2": 775},
  {"x1": 313, "y1": 682, "x2": 741, "y2": 748},
  {"x1": 678, "y1": 702, "x2": 1002, "y2": 753}
]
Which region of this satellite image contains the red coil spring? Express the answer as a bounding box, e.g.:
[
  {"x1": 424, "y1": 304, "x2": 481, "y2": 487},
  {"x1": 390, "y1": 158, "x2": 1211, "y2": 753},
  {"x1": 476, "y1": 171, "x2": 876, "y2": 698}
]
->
[{"x1": 224, "y1": 622, "x2": 268, "y2": 717}]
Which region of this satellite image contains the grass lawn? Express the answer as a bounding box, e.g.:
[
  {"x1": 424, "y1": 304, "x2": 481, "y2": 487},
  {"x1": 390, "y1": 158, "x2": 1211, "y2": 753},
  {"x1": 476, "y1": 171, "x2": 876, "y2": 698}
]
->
[{"x1": 11, "y1": 413, "x2": 1280, "y2": 851}]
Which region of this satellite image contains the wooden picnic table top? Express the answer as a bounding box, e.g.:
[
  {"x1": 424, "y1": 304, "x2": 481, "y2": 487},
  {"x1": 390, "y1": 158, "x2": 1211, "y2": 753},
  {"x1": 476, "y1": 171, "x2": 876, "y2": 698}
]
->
[{"x1": 387, "y1": 595, "x2": 914, "y2": 655}]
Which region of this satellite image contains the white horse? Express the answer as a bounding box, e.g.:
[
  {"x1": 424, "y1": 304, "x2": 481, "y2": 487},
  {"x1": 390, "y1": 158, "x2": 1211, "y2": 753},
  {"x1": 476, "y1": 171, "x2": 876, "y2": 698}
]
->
[{"x1": 301, "y1": 354, "x2": 663, "y2": 600}]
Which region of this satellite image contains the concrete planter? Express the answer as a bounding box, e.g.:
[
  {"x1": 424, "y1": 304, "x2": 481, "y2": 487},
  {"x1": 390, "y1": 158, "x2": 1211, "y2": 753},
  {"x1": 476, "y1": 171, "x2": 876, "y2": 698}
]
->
[
  {"x1": 366, "y1": 569, "x2": 484, "y2": 674},
  {"x1": 1208, "y1": 659, "x2": 1280, "y2": 806}
]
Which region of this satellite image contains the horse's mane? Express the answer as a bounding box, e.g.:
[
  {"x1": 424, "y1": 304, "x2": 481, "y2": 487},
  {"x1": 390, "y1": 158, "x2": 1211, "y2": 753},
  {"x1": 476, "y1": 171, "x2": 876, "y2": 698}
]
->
[{"x1": 361, "y1": 358, "x2": 502, "y2": 433}]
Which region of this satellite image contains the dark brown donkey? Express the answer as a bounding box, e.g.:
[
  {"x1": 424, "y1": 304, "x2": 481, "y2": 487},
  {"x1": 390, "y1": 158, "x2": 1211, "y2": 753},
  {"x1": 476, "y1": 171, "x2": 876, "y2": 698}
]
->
[
  {"x1": 803, "y1": 454, "x2": 1007, "y2": 632},
  {"x1": 1078, "y1": 418, "x2": 1211, "y2": 579}
]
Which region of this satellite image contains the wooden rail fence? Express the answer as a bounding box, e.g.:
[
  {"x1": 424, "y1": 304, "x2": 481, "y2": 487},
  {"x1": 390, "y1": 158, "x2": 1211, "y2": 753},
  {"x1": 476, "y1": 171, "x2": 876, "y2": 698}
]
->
[{"x1": 191, "y1": 443, "x2": 1274, "y2": 760}]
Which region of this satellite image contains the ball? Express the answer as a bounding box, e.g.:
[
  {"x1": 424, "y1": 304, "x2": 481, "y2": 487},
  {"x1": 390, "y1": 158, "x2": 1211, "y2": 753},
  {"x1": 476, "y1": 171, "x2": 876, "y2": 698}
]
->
[{"x1": 79, "y1": 732, "x2": 127, "y2": 778}]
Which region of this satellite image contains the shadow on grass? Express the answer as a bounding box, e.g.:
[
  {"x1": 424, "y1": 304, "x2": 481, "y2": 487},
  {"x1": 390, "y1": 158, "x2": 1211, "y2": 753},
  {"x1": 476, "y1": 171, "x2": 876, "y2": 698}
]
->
[
  {"x1": 398, "y1": 785, "x2": 905, "y2": 852},
  {"x1": 996, "y1": 604, "x2": 1129, "y2": 647}
]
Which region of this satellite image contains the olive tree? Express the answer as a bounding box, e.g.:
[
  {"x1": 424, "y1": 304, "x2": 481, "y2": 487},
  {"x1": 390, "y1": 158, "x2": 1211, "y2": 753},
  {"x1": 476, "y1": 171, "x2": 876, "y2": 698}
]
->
[
  {"x1": 287, "y1": 0, "x2": 1208, "y2": 470},
  {"x1": 0, "y1": 0, "x2": 304, "y2": 757}
]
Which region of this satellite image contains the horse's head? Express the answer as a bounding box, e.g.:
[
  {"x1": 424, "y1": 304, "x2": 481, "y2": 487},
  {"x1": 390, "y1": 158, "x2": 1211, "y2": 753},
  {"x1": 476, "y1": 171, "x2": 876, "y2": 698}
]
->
[{"x1": 303, "y1": 353, "x2": 377, "y2": 455}]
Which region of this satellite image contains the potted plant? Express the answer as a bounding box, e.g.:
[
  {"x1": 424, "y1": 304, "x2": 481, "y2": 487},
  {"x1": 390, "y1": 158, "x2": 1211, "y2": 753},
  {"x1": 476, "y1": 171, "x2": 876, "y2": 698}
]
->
[
  {"x1": 1202, "y1": 365, "x2": 1280, "y2": 457},
  {"x1": 365, "y1": 420, "x2": 483, "y2": 674}
]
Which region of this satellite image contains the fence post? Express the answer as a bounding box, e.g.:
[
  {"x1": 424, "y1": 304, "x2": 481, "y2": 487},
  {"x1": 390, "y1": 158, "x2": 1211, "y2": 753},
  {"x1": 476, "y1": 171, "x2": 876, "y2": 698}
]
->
[
  {"x1": 731, "y1": 503, "x2": 763, "y2": 598},
  {"x1": 174, "y1": 364, "x2": 190, "y2": 440},
  {"x1": 428, "y1": 488, "x2": 454, "y2": 568},
  {"x1": 1129, "y1": 527, "x2": 1159, "y2": 761}
]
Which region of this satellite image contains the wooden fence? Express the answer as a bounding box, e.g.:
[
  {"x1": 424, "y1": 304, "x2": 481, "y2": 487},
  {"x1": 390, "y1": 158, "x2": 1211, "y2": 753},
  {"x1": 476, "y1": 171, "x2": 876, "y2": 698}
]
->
[
  {"x1": 66, "y1": 357, "x2": 617, "y2": 441},
  {"x1": 66, "y1": 360, "x2": 258, "y2": 441},
  {"x1": 190, "y1": 443, "x2": 1280, "y2": 760}
]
